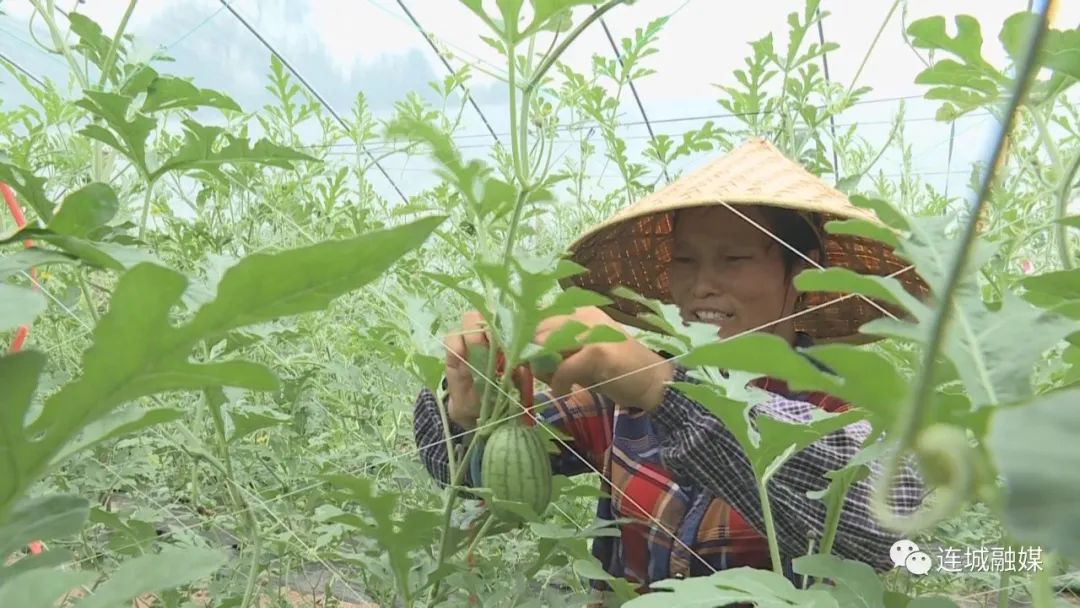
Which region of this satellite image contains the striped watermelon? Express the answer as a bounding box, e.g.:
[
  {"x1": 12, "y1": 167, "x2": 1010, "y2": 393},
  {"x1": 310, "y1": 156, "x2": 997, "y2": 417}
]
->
[{"x1": 480, "y1": 418, "x2": 553, "y2": 522}]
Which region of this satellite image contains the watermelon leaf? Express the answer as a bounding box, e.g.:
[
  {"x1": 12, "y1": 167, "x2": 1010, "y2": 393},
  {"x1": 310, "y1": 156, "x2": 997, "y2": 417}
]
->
[{"x1": 0, "y1": 216, "x2": 443, "y2": 518}]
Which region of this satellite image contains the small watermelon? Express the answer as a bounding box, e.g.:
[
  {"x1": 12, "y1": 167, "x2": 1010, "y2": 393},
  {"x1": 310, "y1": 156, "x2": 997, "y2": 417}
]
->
[{"x1": 480, "y1": 419, "x2": 553, "y2": 522}]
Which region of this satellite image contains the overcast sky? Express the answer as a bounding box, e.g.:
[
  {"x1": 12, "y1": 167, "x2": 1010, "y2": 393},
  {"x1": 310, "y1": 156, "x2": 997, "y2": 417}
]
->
[{"x1": 2, "y1": 0, "x2": 1077, "y2": 204}]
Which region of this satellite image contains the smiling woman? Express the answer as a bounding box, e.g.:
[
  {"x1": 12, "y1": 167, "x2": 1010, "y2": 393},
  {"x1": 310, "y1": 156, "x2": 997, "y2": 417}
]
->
[
  {"x1": 668, "y1": 204, "x2": 824, "y2": 344},
  {"x1": 413, "y1": 137, "x2": 930, "y2": 604}
]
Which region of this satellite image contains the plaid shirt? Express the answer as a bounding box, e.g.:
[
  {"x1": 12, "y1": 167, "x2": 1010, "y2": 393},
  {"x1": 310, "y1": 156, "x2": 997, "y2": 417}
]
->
[{"x1": 412, "y1": 336, "x2": 925, "y2": 599}]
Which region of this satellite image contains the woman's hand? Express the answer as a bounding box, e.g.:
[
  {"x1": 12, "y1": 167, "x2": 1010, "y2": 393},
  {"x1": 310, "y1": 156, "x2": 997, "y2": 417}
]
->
[
  {"x1": 532, "y1": 306, "x2": 675, "y2": 412},
  {"x1": 442, "y1": 311, "x2": 489, "y2": 430}
]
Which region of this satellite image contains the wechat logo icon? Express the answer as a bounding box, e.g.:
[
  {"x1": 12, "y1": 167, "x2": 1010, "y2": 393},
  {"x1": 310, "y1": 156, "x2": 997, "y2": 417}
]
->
[{"x1": 891, "y1": 540, "x2": 933, "y2": 576}]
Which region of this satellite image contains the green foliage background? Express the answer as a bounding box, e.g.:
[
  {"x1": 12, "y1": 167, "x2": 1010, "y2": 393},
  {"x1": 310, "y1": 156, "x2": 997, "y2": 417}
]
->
[{"x1": 1, "y1": 1, "x2": 1079, "y2": 607}]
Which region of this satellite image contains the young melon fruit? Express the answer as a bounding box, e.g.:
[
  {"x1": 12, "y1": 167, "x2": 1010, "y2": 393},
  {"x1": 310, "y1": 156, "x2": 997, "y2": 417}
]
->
[
  {"x1": 527, "y1": 351, "x2": 562, "y2": 377},
  {"x1": 480, "y1": 419, "x2": 553, "y2": 522}
]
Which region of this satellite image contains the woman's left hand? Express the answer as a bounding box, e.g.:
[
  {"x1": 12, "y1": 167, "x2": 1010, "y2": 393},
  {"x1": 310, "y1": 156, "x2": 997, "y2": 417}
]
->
[{"x1": 531, "y1": 306, "x2": 674, "y2": 412}]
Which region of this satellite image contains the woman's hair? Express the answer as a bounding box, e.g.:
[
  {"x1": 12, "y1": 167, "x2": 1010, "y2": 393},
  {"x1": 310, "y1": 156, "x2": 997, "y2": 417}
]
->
[{"x1": 758, "y1": 206, "x2": 824, "y2": 279}]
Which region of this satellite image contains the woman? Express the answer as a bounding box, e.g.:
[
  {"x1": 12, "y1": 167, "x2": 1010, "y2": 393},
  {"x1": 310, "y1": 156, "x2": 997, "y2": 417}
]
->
[{"x1": 413, "y1": 138, "x2": 928, "y2": 599}]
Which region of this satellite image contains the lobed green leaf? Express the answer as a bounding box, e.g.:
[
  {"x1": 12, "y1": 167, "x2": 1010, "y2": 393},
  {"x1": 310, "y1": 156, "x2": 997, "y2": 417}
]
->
[
  {"x1": 74, "y1": 91, "x2": 155, "y2": 177},
  {"x1": 987, "y1": 386, "x2": 1080, "y2": 562},
  {"x1": 72, "y1": 547, "x2": 227, "y2": 608},
  {"x1": 47, "y1": 182, "x2": 118, "y2": 238},
  {"x1": 0, "y1": 216, "x2": 443, "y2": 516},
  {"x1": 0, "y1": 162, "x2": 53, "y2": 221}
]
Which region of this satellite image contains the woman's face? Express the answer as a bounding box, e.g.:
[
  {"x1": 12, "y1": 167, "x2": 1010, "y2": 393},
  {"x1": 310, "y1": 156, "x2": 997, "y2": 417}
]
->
[{"x1": 667, "y1": 206, "x2": 812, "y2": 341}]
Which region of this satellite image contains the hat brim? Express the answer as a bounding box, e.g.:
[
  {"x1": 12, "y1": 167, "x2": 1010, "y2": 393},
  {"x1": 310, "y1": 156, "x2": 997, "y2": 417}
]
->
[{"x1": 557, "y1": 139, "x2": 930, "y2": 344}]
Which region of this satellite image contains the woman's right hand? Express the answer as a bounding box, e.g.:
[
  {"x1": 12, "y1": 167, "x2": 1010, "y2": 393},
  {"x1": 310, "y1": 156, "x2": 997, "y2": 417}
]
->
[{"x1": 443, "y1": 311, "x2": 489, "y2": 430}]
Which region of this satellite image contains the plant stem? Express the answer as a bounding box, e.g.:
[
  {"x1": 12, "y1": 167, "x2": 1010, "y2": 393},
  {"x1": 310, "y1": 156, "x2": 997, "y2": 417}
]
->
[
  {"x1": 1030, "y1": 552, "x2": 1057, "y2": 608},
  {"x1": 508, "y1": 39, "x2": 524, "y2": 186},
  {"x1": 1030, "y1": 103, "x2": 1063, "y2": 172},
  {"x1": 817, "y1": 428, "x2": 881, "y2": 557},
  {"x1": 501, "y1": 188, "x2": 530, "y2": 267},
  {"x1": 432, "y1": 5, "x2": 630, "y2": 602},
  {"x1": 430, "y1": 488, "x2": 476, "y2": 602},
  {"x1": 428, "y1": 436, "x2": 483, "y2": 604},
  {"x1": 77, "y1": 270, "x2": 100, "y2": 323},
  {"x1": 997, "y1": 570, "x2": 1012, "y2": 608},
  {"x1": 436, "y1": 391, "x2": 458, "y2": 477},
  {"x1": 801, "y1": 537, "x2": 816, "y2": 589},
  {"x1": 1054, "y1": 152, "x2": 1080, "y2": 269},
  {"x1": 465, "y1": 514, "x2": 495, "y2": 558},
  {"x1": 869, "y1": 6, "x2": 1049, "y2": 533},
  {"x1": 502, "y1": 2, "x2": 628, "y2": 264},
  {"x1": 817, "y1": 491, "x2": 844, "y2": 557},
  {"x1": 1027, "y1": 102, "x2": 1076, "y2": 268},
  {"x1": 138, "y1": 181, "x2": 154, "y2": 240},
  {"x1": 174, "y1": 421, "x2": 261, "y2": 608},
  {"x1": 206, "y1": 397, "x2": 262, "y2": 608},
  {"x1": 523, "y1": 0, "x2": 627, "y2": 98},
  {"x1": 518, "y1": 33, "x2": 538, "y2": 187},
  {"x1": 33, "y1": 0, "x2": 118, "y2": 212},
  {"x1": 35, "y1": 0, "x2": 90, "y2": 90},
  {"x1": 502, "y1": 0, "x2": 626, "y2": 301},
  {"x1": 98, "y1": 0, "x2": 137, "y2": 88},
  {"x1": 758, "y1": 481, "x2": 784, "y2": 576}
]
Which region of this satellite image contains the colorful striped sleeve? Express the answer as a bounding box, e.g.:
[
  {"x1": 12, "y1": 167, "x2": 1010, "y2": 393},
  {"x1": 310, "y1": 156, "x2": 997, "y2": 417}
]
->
[
  {"x1": 648, "y1": 365, "x2": 925, "y2": 573},
  {"x1": 532, "y1": 386, "x2": 615, "y2": 476}
]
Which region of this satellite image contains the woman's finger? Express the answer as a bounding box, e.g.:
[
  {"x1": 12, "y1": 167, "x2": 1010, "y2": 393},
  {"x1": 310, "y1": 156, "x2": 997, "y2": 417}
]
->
[
  {"x1": 445, "y1": 311, "x2": 488, "y2": 379},
  {"x1": 548, "y1": 349, "x2": 596, "y2": 401},
  {"x1": 461, "y1": 311, "x2": 489, "y2": 343},
  {"x1": 443, "y1": 330, "x2": 468, "y2": 371}
]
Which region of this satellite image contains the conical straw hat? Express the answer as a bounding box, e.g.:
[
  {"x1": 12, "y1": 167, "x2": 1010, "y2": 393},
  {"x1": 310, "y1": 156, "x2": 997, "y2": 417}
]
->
[{"x1": 559, "y1": 137, "x2": 930, "y2": 344}]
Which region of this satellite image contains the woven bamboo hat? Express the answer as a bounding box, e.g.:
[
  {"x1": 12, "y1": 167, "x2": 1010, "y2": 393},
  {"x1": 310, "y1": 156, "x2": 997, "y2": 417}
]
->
[{"x1": 559, "y1": 137, "x2": 930, "y2": 344}]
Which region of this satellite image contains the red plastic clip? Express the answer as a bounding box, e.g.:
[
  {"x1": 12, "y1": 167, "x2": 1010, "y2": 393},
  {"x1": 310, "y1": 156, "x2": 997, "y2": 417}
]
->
[
  {"x1": 2, "y1": 181, "x2": 36, "y2": 354},
  {"x1": 2, "y1": 181, "x2": 43, "y2": 559}
]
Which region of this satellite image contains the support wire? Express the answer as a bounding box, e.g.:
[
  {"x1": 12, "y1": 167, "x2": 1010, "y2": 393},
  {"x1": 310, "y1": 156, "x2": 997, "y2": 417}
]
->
[
  {"x1": 395, "y1": 0, "x2": 502, "y2": 146},
  {"x1": 218, "y1": 0, "x2": 410, "y2": 205},
  {"x1": 596, "y1": 9, "x2": 671, "y2": 184}
]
